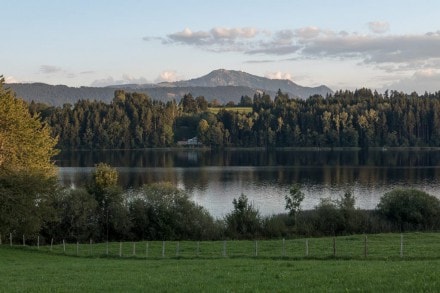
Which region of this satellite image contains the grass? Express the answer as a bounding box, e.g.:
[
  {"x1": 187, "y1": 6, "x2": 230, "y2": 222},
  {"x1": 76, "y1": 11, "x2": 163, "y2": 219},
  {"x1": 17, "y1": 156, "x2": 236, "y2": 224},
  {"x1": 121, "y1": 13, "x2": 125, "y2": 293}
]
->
[
  {"x1": 208, "y1": 107, "x2": 252, "y2": 114},
  {"x1": 1, "y1": 233, "x2": 440, "y2": 292}
]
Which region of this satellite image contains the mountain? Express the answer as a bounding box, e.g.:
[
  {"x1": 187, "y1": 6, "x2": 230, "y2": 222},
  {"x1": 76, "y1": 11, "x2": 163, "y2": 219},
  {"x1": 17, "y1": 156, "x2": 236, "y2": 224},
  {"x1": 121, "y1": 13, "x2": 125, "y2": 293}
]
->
[
  {"x1": 158, "y1": 69, "x2": 332, "y2": 99},
  {"x1": 6, "y1": 69, "x2": 333, "y2": 106}
]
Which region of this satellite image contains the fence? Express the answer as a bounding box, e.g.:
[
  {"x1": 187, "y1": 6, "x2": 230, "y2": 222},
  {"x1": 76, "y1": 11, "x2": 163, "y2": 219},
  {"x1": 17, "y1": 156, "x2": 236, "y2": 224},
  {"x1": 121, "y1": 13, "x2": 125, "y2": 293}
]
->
[{"x1": 2, "y1": 233, "x2": 440, "y2": 260}]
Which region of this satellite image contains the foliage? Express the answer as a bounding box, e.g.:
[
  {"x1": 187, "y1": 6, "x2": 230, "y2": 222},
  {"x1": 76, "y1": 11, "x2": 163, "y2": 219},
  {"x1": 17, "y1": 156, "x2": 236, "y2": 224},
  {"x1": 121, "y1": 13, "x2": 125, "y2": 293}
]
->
[
  {"x1": 285, "y1": 184, "x2": 305, "y2": 217},
  {"x1": 377, "y1": 189, "x2": 440, "y2": 231},
  {"x1": 225, "y1": 194, "x2": 262, "y2": 239},
  {"x1": 29, "y1": 87, "x2": 440, "y2": 150},
  {"x1": 0, "y1": 77, "x2": 59, "y2": 237},
  {"x1": 0, "y1": 76, "x2": 58, "y2": 176},
  {"x1": 130, "y1": 182, "x2": 219, "y2": 240}
]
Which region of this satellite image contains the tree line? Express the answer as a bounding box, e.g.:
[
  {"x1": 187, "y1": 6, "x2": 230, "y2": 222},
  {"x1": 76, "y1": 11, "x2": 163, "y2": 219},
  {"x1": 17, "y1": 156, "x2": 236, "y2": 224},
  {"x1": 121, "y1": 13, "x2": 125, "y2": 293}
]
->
[{"x1": 30, "y1": 88, "x2": 440, "y2": 150}]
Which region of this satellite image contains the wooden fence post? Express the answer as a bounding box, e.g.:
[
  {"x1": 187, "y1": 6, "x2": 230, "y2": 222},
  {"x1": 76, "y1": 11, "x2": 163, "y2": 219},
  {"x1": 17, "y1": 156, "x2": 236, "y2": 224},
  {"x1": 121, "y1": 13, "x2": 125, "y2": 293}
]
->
[
  {"x1": 63, "y1": 239, "x2": 66, "y2": 254},
  {"x1": 0, "y1": 233, "x2": 2, "y2": 245},
  {"x1": 305, "y1": 239, "x2": 309, "y2": 257},
  {"x1": 400, "y1": 234, "x2": 403, "y2": 258},
  {"x1": 196, "y1": 241, "x2": 200, "y2": 257},
  {"x1": 50, "y1": 238, "x2": 53, "y2": 251},
  {"x1": 37, "y1": 236, "x2": 40, "y2": 250},
  {"x1": 223, "y1": 240, "x2": 227, "y2": 257},
  {"x1": 77, "y1": 242, "x2": 79, "y2": 256},
  {"x1": 23, "y1": 234, "x2": 25, "y2": 246},
  {"x1": 333, "y1": 237, "x2": 336, "y2": 257},
  {"x1": 106, "y1": 241, "x2": 109, "y2": 255},
  {"x1": 89, "y1": 239, "x2": 92, "y2": 256},
  {"x1": 119, "y1": 242, "x2": 122, "y2": 257},
  {"x1": 162, "y1": 241, "x2": 165, "y2": 258},
  {"x1": 282, "y1": 238, "x2": 286, "y2": 257},
  {"x1": 364, "y1": 235, "x2": 368, "y2": 258},
  {"x1": 146, "y1": 242, "x2": 149, "y2": 258},
  {"x1": 255, "y1": 240, "x2": 258, "y2": 257},
  {"x1": 176, "y1": 242, "x2": 180, "y2": 257},
  {"x1": 133, "y1": 242, "x2": 136, "y2": 256}
]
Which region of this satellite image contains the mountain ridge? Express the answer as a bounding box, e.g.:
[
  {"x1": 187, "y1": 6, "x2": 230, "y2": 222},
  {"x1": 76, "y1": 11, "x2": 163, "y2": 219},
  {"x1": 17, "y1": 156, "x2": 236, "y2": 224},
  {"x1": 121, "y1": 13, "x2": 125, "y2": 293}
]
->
[{"x1": 6, "y1": 69, "x2": 333, "y2": 106}]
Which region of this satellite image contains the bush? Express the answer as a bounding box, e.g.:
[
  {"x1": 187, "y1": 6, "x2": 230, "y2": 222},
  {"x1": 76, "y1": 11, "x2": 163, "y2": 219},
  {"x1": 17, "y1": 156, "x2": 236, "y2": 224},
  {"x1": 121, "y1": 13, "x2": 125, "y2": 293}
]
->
[{"x1": 377, "y1": 189, "x2": 440, "y2": 231}]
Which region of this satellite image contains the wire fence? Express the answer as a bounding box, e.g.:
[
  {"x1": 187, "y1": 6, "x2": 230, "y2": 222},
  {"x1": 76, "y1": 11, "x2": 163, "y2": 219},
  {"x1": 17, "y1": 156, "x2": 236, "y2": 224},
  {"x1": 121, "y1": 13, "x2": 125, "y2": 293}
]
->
[{"x1": 2, "y1": 233, "x2": 440, "y2": 260}]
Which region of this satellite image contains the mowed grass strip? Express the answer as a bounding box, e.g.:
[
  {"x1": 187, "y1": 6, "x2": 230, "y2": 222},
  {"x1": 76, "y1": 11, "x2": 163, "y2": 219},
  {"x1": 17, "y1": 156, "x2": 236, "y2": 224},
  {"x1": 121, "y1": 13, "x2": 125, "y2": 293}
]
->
[{"x1": 1, "y1": 245, "x2": 439, "y2": 292}]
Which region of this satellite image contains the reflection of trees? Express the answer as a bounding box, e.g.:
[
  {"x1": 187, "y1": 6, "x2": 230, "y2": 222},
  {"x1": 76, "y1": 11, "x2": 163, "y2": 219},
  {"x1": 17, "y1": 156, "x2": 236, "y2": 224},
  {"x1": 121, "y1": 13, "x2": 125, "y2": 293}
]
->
[{"x1": 57, "y1": 150, "x2": 440, "y2": 191}]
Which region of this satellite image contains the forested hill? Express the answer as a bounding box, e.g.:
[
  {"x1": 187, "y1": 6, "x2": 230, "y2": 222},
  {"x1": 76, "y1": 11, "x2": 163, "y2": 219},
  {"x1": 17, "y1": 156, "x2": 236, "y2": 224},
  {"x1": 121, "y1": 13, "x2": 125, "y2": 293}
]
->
[
  {"x1": 7, "y1": 69, "x2": 333, "y2": 106},
  {"x1": 31, "y1": 88, "x2": 440, "y2": 150}
]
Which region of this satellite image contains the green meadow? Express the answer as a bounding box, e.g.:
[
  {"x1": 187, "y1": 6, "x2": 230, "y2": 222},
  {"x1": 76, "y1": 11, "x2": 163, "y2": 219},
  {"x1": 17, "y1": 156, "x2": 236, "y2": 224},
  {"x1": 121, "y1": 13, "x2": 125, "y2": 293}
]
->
[
  {"x1": 1, "y1": 233, "x2": 440, "y2": 292},
  {"x1": 208, "y1": 106, "x2": 253, "y2": 114}
]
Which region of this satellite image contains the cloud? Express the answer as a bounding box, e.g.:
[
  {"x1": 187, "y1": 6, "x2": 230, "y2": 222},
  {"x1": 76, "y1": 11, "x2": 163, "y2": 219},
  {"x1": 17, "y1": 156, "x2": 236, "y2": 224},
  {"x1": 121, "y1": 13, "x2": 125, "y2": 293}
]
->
[
  {"x1": 264, "y1": 71, "x2": 293, "y2": 81},
  {"x1": 155, "y1": 70, "x2": 182, "y2": 83},
  {"x1": 40, "y1": 65, "x2": 63, "y2": 74},
  {"x1": 368, "y1": 21, "x2": 390, "y2": 34},
  {"x1": 384, "y1": 69, "x2": 440, "y2": 93},
  {"x1": 4, "y1": 76, "x2": 19, "y2": 83},
  {"x1": 149, "y1": 26, "x2": 440, "y2": 75},
  {"x1": 91, "y1": 75, "x2": 150, "y2": 87}
]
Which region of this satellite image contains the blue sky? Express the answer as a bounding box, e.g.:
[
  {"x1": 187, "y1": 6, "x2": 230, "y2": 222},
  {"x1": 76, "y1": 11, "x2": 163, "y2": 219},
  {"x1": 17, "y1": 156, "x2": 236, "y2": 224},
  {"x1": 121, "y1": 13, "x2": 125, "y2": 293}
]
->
[{"x1": 2, "y1": 0, "x2": 440, "y2": 93}]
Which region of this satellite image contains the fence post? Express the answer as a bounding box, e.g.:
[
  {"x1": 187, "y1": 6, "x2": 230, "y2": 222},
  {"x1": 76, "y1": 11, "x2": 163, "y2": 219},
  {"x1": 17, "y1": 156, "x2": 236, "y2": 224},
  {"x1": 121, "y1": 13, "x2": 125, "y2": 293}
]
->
[
  {"x1": 255, "y1": 240, "x2": 258, "y2": 257},
  {"x1": 133, "y1": 242, "x2": 136, "y2": 256},
  {"x1": 223, "y1": 240, "x2": 227, "y2": 257},
  {"x1": 37, "y1": 236, "x2": 40, "y2": 250},
  {"x1": 282, "y1": 238, "x2": 286, "y2": 257},
  {"x1": 89, "y1": 239, "x2": 92, "y2": 256},
  {"x1": 196, "y1": 241, "x2": 200, "y2": 257},
  {"x1": 146, "y1": 242, "x2": 149, "y2": 258},
  {"x1": 77, "y1": 242, "x2": 79, "y2": 256},
  {"x1": 106, "y1": 241, "x2": 109, "y2": 255},
  {"x1": 10, "y1": 233, "x2": 12, "y2": 246},
  {"x1": 0, "y1": 233, "x2": 2, "y2": 245},
  {"x1": 162, "y1": 241, "x2": 165, "y2": 258},
  {"x1": 63, "y1": 240, "x2": 66, "y2": 254},
  {"x1": 23, "y1": 234, "x2": 25, "y2": 246},
  {"x1": 305, "y1": 239, "x2": 309, "y2": 257},
  {"x1": 333, "y1": 236, "x2": 336, "y2": 257},
  {"x1": 364, "y1": 235, "x2": 368, "y2": 258},
  {"x1": 400, "y1": 234, "x2": 403, "y2": 258},
  {"x1": 176, "y1": 242, "x2": 180, "y2": 257},
  {"x1": 119, "y1": 242, "x2": 122, "y2": 257},
  {"x1": 50, "y1": 238, "x2": 53, "y2": 251}
]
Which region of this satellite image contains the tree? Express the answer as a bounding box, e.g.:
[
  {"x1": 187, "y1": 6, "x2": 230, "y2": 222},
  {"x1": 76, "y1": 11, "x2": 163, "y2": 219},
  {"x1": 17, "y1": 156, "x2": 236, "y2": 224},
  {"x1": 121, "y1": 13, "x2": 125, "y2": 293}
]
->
[
  {"x1": 0, "y1": 77, "x2": 59, "y2": 237},
  {"x1": 225, "y1": 194, "x2": 261, "y2": 239},
  {"x1": 0, "y1": 76, "x2": 58, "y2": 176},
  {"x1": 285, "y1": 184, "x2": 305, "y2": 232}
]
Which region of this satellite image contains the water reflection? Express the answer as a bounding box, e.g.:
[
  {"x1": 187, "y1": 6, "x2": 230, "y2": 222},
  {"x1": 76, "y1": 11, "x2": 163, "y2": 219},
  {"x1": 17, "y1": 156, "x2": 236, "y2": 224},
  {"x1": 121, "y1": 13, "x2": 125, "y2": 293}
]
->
[{"x1": 57, "y1": 150, "x2": 440, "y2": 218}]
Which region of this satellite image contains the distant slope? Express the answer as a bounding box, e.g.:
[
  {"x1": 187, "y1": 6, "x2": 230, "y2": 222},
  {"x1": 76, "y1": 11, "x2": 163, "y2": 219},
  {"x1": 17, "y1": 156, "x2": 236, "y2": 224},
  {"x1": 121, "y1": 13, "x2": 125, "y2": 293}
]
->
[{"x1": 7, "y1": 69, "x2": 333, "y2": 106}]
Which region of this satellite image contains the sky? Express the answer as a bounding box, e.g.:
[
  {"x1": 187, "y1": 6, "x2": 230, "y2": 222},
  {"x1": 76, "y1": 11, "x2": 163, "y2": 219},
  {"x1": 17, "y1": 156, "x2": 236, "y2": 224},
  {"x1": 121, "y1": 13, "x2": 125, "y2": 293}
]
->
[{"x1": 2, "y1": 0, "x2": 440, "y2": 93}]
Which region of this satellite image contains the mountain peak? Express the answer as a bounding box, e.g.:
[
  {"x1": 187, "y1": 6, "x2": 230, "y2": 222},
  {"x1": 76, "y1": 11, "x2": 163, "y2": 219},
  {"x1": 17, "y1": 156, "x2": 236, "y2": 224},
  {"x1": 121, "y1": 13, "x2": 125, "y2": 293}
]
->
[{"x1": 168, "y1": 69, "x2": 332, "y2": 99}]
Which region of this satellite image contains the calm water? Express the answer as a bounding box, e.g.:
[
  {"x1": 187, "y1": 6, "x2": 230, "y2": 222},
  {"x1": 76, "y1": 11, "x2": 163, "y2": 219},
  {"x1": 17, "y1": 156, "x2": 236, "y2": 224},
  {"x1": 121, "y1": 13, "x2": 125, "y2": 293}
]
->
[{"x1": 57, "y1": 149, "x2": 440, "y2": 218}]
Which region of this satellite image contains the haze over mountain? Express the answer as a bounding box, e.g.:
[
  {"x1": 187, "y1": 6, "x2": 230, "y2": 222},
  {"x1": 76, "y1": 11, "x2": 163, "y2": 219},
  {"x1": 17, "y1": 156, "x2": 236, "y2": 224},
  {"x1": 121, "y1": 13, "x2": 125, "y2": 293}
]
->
[{"x1": 7, "y1": 69, "x2": 333, "y2": 106}]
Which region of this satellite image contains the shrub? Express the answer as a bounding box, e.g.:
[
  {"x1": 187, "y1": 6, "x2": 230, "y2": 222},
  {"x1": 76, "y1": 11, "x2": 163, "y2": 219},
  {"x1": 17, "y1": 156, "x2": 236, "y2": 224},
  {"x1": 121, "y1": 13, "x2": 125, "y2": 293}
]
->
[
  {"x1": 377, "y1": 189, "x2": 440, "y2": 231},
  {"x1": 225, "y1": 194, "x2": 262, "y2": 239}
]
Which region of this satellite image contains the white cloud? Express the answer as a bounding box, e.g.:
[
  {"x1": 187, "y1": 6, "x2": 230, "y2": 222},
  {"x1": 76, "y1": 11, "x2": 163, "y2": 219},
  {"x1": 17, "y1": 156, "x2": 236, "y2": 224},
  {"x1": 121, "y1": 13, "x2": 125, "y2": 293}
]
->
[
  {"x1": 91, "y1": 75, "x2": 150, "y2": 87},
  {"x1": 155, "y1": 70, "x2": 183, "y2": 83},
  {"x1": 368, "y1": 21, "x2": 390, "y2": 34},
  {"x1": 264, "y1": 71, "x2": 293, "y2": 81},
  {"x1": 4, "y1": 76, "x2": 19, "y2": 83},
  {"x1": 384, "y1": 69, "x2": 440, "y2": 93}
]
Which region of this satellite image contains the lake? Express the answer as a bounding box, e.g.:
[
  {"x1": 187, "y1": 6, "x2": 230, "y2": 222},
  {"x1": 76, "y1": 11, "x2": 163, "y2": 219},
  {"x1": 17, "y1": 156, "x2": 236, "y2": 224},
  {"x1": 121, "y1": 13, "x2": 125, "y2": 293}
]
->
[{"x1": 56, "y1": 149, "x2": 440, "y2": 218}]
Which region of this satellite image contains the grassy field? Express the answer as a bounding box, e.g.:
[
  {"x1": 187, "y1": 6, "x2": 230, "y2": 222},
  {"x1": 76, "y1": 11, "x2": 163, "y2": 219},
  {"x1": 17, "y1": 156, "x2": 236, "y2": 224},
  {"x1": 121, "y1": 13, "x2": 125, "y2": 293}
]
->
[
  {"x1": 208, "y1": 107, "x2": 252, "y2": 114},
  {"x1": 1, "y1": 233, "x2": 440, "y2": 292}
]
